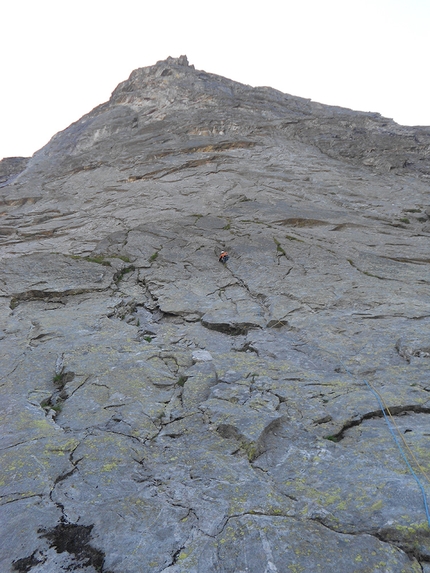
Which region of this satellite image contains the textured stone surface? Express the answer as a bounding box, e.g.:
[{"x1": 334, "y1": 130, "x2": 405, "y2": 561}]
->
[
  {"x1": 0, "y1": 157, "x2": 30, "y2": 187},
  {"x1": 1, "y1": 56, "x2": 429, "y2": 572}
]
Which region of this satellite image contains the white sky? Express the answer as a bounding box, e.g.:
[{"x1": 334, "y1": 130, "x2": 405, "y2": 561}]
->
[{"x1": 1, "y1": 0, "x2": 429, "y2": 161}]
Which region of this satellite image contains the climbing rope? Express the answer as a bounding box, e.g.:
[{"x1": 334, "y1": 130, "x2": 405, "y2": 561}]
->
[
  {"x1": 264, "y1": 320, "x2": 430, "y2": 524},
  {"x1": 338, "y1": 357, "x2": 430, "y2": 527},
  {"x1": 269, "y1": 322, "x2": 430, "y2": 526},
  {"x1": 367, "y1": 383, "x2": 430, "y2": 486}
]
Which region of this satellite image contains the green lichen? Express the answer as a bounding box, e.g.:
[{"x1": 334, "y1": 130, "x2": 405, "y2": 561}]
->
[
  {"x1": 273, "y1": 237, "x2": 286, "y2": 256},
  {"x1": 114, "y1": 254, "x2": 131, "y2": 263},
  {"x1": 53, "y1": 373, "x2": 64, "y2": 385},
  {"x1": 114, "y1": 265, "x2": 135, "y2": 282},
  {"x1": 240, "y1": 441, "x2": 258, "y2": 462}
]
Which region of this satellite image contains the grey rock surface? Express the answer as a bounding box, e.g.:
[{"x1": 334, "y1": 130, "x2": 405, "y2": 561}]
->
[
  {"x1": 1, "y1": 55, "x2": 429, "y2": 572},
  {"x1": 0, "y1": 157, "x2": 30, "y2": 187}
]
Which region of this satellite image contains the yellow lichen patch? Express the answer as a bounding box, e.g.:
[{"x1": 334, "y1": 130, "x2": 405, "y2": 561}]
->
[
  {"x1": 370, "y1": 500, "x2": 383, "y2": 511},
  {"x1": 287, "y1": 564, "x2": 305, "y2": 573},
  {"x1": 101, "y1": 461, "x2": 118, "y2": 472},
  {"x1": 31, "y1": 418, "x2": 54, "y2": 431},
  {"x1": 177, "y1": 551, "x2": 189, "y2": 561},
  {"x1": 44, "y1": 438, "x2": 80, "y2": 454},
  {"x1": 394, "y1": 522, "x2": 429, "y2": 535}
]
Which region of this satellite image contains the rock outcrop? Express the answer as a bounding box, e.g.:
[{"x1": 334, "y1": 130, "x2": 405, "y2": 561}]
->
[
  {"x1": 0, "y1": 157, "x2": 30, "y2": 187},
  {"x1": 1, "y1": 56, "x2": 429, "y2": 573}
]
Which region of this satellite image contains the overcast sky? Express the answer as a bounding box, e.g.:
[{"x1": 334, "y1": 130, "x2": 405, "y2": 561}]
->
[{"x1": 1, "y1": 0, "x2": 429, "y2": 161}]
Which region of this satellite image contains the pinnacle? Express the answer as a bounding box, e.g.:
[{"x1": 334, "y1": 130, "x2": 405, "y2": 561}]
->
[{"x1": 156, "y1": 54, "x2": 191, "y2": 68}]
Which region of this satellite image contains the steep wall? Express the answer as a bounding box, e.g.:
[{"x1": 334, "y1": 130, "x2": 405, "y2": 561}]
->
[{"x1": 1, "y1": 56, "x2": 429, "y2": 573}]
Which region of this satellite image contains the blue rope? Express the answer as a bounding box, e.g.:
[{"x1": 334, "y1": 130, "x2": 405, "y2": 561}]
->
[{"x1": 341, "y1": 361, "x2": 430, "y2": 527}]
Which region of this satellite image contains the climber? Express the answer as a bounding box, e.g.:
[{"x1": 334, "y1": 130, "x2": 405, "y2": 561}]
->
[{"x1": 219, "y1": 250, "x2": 229, "y2": 264}]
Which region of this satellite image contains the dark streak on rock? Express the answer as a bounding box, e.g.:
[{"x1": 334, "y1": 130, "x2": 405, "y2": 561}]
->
[{"x1": 39, "y1": 523, "x2": 112, "y2": 573}]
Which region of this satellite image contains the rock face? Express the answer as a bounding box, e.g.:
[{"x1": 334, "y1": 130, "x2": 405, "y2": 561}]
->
[
  {"x1": 0, "y1": 157, "x2": 30, "y2": 186},
  {"x1": 1, "y1": 56, "x2": 429, "y2": 573}
]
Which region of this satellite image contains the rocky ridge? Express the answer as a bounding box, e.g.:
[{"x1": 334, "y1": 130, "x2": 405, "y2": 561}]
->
[{"x1": 1, "y1": 55, "x2": 430, "y2": 572}]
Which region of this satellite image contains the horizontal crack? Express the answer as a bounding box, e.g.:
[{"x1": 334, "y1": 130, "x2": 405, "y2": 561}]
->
[
  {"x1": 10, "y1": 287, "x2": 109, "y2": 309},
  {"x1": 326, "y1": 404, "x2": 430, "y2": 442},
  {"x1": 374, "y1": 528, "x2": 430, "y2": 563},
  {"x1": 311, "y1": 516, "x2": 430, "y2": 564}
]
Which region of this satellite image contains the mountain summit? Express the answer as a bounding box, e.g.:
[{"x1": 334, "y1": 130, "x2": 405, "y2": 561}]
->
[{"x1": 1, "y1": 58, "x2": 429, "y2": 573}]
